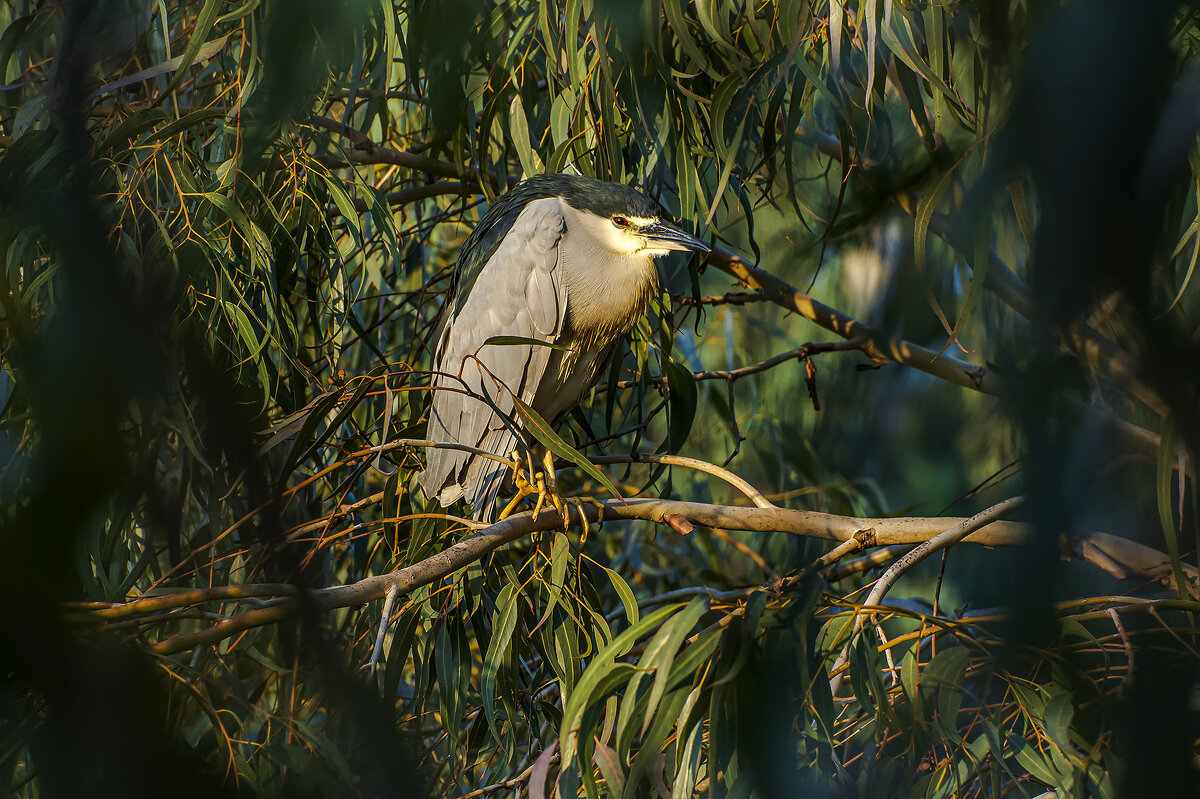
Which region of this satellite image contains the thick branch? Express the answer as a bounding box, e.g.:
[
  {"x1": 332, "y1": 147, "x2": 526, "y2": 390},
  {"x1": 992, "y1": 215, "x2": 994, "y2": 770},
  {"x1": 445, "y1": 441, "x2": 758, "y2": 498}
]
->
[
  {"x1": 137, "y1": 498, "x2": 1197, "y2": 655},
  {"x1": 702, "y1": 247, "x2": 1164, "y2": 461}
]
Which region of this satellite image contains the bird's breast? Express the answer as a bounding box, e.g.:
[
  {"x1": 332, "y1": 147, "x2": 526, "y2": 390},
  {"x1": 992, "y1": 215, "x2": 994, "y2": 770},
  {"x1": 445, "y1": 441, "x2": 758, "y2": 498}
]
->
[
  {"x1": 560, "y1": 252, "x2": 658, "y2": 349},
  {"x1": 531, "y1": 250, "x2": 658, "y2": 422}
]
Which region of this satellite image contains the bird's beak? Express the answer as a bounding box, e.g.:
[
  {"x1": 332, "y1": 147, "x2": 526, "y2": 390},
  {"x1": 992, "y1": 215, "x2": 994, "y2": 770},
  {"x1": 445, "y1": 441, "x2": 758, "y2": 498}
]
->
[{"x1": 643, "y1": 222, "x2": 710, "y2": 253}]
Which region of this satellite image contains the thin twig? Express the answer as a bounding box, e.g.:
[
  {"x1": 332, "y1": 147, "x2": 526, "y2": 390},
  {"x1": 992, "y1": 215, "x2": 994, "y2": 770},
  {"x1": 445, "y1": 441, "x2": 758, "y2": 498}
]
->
[
  {"x1": 672, "y1": 290, "x2": 772, "y2": 307},
  {"x1": 693, "y1": 339, "x2": 868, "y2": 382},
  {"x1": 723, "y1": 379, "x2": 744, "y2": 466},
  {"x1": 829, "y1": 497, "x2": 1025, "y2": 697},
  {"x1": 1108, "y1": 607, "x2": 1134, "y2": 681},
  {"x1": 589, "y1": 453, "x2": 774, "y2": 508},
  {"x1": 366, "y1": 586, "x2": 399, "y2": 668},
  {"x1": 706, "y1": 527, "x2": 780, "y2": 579}
]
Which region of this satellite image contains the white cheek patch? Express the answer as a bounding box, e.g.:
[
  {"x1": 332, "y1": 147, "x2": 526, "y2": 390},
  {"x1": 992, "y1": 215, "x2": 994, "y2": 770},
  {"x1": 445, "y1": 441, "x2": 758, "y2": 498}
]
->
[{"x1": 599, "y1": 227, "x2": 643, "y2": 255}]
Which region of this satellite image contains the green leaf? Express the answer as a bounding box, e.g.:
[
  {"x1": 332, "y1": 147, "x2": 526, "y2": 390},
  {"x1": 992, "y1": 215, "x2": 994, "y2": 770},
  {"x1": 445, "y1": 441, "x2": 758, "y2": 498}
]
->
[
  {"x1": 915, "y1": 168, "x2": 958, "y2": 271},
  {"x1": 88, "y1": 35, "x2": 231, "y2": 102},
  {"x1": 1042, "y1": 692, "x2": 1075, "y2": 754},
  {"x1": 160, "y1": 0, "x2": 224, "y2": 98},
  {"x1": 1157, "y1": 417, "x2": 1190, "y2": 599},
  {"x1": 560, "y1": 604, "x2": 685, "y2": 769},
  {"x1": 321, "y1": 172, "x2": 363, "y2": 236},
  {"x1": 599, "y1": 564, "x2": 639, "y2": 627},
  {"x1": 534, "y1": 532, "x2": 572, "y2": 631},
  {"x1": 1007, "y1": 731, "x2": 1063, "y2": 791},
  {"x1": 12, "y1": 94, "x2": 50, "y2": 139},
  {"x1": 593, "y1": 738, "x2": 626, "y2": 795},
  {"x1": 663, "y1": 357, "x2": 698, "y2": 453},
  {"x1": 899, "y1": 645, "x2": 921, "y2": 714},
  {"x1": 662, "y1": 0, "x2": 714, "y2": 78},
  {"x1": 483, "y1": 335, "x2": 573, "y2": 352},
  {"x1": 624, "y1": 684, "x2": 691, "y2": 798},
  {"x1": 436, "y1": 620, "x2": 462, "y2": 744},
  {"x1": 1008, "y1": 178, "x2": 1036, "y2": 246},
  {"x1": 482, "y1": 582, "x2": 522, "y2": 736},
  {"x1": 511, "y1": 396, "x2": 623, "y2": 503},
  {"x1": 672, "y1": 718, "x2": 703, "y2": 799},
  {"x1": 923, "y1": 646, "x2": 970, "y2": 734},
  {"x1": 864, "y1": 0, "x2": 879, "y2": 114},
  {"x1": 639, "y1": 597, "x2": 708, "y2": 736},
  {"x1": 508, "y1": 92, "x2": 544, "y2": 177},
  {"x1": 553, "y1": 616, "x2": 583, "y2": 693},
  {"x1": 881, "y1": 7, "x2": 961, "y2": 114}
]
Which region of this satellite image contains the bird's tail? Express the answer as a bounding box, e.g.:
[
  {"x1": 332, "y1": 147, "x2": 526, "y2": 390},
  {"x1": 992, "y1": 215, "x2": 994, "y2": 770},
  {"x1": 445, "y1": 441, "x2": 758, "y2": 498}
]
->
[{"x1": 463, "y1": 427, "x2": 519, "y2": 523}]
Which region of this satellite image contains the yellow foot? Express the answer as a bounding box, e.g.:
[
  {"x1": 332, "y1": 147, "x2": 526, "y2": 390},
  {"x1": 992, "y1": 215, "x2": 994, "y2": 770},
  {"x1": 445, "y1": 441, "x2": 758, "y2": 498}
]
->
[
  {"x1": 531, "y1": 448, "x2": 565, "y2": 523},
  {"x1": 497, "y1": 448, "x2": 567, "y2": 523},
  {"x1": 565, "y1": 497, "x2": 606, "y2": 544},
  {"x1": 497, "y1": 450, "x2": 538, "y2": 520}
]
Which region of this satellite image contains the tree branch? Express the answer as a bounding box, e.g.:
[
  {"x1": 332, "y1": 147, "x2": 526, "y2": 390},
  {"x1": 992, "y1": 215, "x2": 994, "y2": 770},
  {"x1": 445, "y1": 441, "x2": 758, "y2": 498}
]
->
[
  {"x1": 702, "y1": 246, "x2": 1165, "y2": 462},
  {"x1": 308, "y1": 115, "x2": 518, "y2": 192},
  {"x1": 671, "y1": 290, "x2": 772, "y2": 307},
  {"x1": 114, "y1": 497, "x2": 1197, "y2": 656},
  {"x1": 704, "y1": 246, "x2": 1003, "y2": 395},
  {"x1": 588, "y1": 453, "x2": 775, "y2": 508},
  {"x1": 690, "y1": 339, "x2": 869, "y2": 383}
]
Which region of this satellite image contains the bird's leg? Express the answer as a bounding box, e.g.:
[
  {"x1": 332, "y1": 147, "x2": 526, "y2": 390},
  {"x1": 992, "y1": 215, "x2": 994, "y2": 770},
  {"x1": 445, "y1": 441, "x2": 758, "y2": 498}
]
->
[
  {"x1": 529, "y1": 447, "x2": 565, "y2": 523},
  {"x1": 497, "y1": 449, "x2": 540, "y2": 521},
  {"x1": 498, "y1": 448, "x2": 579, "y2": 526}
]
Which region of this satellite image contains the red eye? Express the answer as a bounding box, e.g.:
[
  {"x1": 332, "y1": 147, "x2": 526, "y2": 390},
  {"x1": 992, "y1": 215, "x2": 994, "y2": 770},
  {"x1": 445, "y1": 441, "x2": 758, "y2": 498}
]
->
[{"x1": 611, "y1": 215, "x2": 630, "y2": 228}]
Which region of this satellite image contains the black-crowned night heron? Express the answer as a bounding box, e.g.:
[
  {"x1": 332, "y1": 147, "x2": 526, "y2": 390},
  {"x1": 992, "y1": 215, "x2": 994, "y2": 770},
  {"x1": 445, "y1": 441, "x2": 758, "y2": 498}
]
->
[{"x1": 417, "y1": 173, "x2": 709, "y2": 522}]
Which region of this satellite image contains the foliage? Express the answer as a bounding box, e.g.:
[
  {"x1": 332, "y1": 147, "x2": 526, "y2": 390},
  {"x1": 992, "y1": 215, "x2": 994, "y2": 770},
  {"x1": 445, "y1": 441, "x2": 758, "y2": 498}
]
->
[{"x1": 2, "y1": 0, "x2": 1199, "y2": 797}]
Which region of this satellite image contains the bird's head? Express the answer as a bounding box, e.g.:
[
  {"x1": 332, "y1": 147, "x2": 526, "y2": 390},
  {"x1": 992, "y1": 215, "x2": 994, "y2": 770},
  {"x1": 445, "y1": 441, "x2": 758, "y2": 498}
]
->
[
  {"x1": 532, "y1": 174, "x2": 710, "y2": 259},
  {"x1": 591, "y1": 210, "x2": 711, "y2": 258},
  {"x1": 450, "y1": 174, "x2": 710, "y2": 312}
]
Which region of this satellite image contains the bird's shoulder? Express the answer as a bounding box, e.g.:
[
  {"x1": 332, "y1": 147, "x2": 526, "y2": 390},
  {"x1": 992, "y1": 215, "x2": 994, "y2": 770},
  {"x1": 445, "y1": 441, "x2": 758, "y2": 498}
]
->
[
  {"x1": 452, "y1": 190, "x2": 566, "y2": 315},
  {"x1": 505, "y1": 197, "x2": 566, "y2": 249},
  {"x1": 455, "y1": 198, "x2": 565, "y2": 302}
]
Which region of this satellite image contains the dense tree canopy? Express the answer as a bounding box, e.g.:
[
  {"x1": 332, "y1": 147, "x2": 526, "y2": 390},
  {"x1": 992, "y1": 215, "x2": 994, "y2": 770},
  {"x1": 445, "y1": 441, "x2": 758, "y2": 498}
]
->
[{"x1": 2, "y1": 0, "x2": 1199, "y2": 796}]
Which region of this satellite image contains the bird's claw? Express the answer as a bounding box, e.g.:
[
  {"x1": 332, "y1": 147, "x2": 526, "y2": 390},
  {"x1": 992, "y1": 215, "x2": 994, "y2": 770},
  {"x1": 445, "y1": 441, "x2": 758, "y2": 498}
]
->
[
  {"x1": 533, "y1": 456, "x2": 566, "y2": 523},
  {"x1": 529, "y1": 471, "x2": 549, "y2": 520},
  {"x1": 565, "y1": 497, "x2": 606, "y2": 544},
  {"x1": 498, "y1": 449, "x2": 567, "y2": 524},
  {"x1": 497, "y1": 451, "x2": 537, "y2": 521}
]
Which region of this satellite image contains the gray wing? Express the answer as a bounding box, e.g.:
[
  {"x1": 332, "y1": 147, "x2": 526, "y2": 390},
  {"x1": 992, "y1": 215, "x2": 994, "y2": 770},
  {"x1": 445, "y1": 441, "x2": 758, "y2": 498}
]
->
[{"x1": 417, "y1": 197, "x2": 568, "y2": 521}]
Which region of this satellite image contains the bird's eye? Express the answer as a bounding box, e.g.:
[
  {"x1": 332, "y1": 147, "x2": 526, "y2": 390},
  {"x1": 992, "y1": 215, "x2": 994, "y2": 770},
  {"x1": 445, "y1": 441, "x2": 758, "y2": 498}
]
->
[{"x1": 611, "y1": 215, "x2": 631, "y2": 228}]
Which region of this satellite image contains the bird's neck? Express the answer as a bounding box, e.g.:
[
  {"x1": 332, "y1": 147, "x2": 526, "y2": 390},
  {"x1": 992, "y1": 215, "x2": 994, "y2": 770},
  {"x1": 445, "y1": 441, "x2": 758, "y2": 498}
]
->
[{"x1": 561, "y1": 248, "x2": 658, "y2": 349}]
